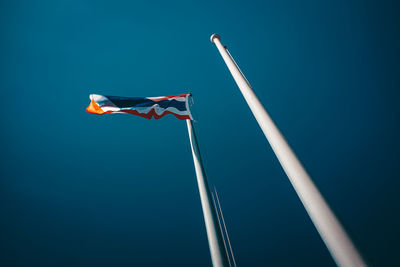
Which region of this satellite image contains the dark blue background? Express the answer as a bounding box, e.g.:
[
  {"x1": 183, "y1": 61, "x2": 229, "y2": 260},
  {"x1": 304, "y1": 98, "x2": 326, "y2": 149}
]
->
[{"x1": 1, "y1": 0, "x2": 399, "y2": 266}]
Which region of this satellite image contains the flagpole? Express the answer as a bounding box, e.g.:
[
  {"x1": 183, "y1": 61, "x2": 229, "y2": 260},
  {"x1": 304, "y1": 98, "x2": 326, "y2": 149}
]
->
[
  {"x1": 186, "y1": 119, "x2": 229, "y2": 267},
  {"x1": 210, "y1": 34, "x2": 366, "y2": 267}
]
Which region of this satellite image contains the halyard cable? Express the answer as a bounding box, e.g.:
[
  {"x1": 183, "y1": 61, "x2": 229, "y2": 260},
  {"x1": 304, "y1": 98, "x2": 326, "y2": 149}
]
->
[{"x1": 214, "y1": 186, "x2": 237, "y2": 267}]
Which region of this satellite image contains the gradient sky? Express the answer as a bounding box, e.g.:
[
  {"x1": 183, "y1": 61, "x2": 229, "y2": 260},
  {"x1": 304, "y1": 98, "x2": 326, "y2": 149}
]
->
[{"x1": 1, "y1": 0, "x2": 399, "y2": 266}]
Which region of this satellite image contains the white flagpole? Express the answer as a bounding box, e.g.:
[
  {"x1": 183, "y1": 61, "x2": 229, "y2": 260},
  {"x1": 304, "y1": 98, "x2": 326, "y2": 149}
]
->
[
  {"x1": 186, "y1": 119, "x2": 230, "y2": 267},
  {"x1": 210, "y1": 34, "x2": 366, "y2": 267}
]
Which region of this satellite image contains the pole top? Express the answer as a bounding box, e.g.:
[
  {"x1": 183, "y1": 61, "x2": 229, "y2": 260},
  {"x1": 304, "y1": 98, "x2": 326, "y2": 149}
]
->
[{"x1": 210, "y1": 33, "x2": 220, "y2": 43}]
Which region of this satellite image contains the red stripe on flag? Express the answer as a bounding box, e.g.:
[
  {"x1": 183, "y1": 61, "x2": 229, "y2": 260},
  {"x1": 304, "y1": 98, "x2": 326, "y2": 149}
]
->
[
  {"x1": 147, "y1": 94, "x2": 188, "y2": 102},
  {"x1": 119, "y1": 109, "x2": 190, "y2": 120}
]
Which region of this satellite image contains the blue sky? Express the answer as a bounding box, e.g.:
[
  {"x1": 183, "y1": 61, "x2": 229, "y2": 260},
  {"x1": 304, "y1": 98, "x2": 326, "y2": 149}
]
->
[{"x1": 1, "y1": 0, "x2": 399, "y2": 266}]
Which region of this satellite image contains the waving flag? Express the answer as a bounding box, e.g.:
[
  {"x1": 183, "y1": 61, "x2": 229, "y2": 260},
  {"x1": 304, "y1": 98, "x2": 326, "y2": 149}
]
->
[{"x1": 86, "y1": 93, "x2": 193, "y2": 120}]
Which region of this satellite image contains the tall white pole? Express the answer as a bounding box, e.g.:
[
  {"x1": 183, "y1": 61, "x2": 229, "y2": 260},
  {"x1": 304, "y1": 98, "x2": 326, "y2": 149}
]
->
[
  {"x1": 210, "y1": 34, "x2": 366, "y2": 267},
  {"x1": 186, "y1": 119, "x2": 229, "y2": 267}
]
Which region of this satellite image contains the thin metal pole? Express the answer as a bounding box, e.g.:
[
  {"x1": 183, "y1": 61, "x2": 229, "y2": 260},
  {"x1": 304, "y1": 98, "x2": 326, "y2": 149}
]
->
[
  {"x1": 210, "y1": 33, "x2": 366, "y2": 267},
  {"x1": 186, "y1": 119, "x2": 229, "y2": 267}
]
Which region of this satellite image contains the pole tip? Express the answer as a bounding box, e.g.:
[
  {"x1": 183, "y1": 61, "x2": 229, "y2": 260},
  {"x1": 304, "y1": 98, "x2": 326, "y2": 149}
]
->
[{"x1": 210, "y1": 33, "x2": 220, "y2": 43}]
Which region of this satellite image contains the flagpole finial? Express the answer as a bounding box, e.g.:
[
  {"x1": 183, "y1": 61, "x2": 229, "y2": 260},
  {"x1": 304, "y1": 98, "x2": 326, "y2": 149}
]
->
[{"x1": 210, "y1": 33, "x2": 220, "y2": 43}]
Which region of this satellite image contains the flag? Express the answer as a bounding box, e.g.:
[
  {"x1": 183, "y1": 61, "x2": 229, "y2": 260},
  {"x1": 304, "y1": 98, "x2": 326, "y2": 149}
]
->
[{"x1": 86, "y1": 93, "x2": 193, "y2": 120}]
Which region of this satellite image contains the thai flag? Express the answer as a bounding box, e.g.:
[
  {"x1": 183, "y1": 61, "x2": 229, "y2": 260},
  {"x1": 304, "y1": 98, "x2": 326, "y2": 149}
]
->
[{"x1": 86, "y1": 93, "x2": 193, "y2": 120}]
